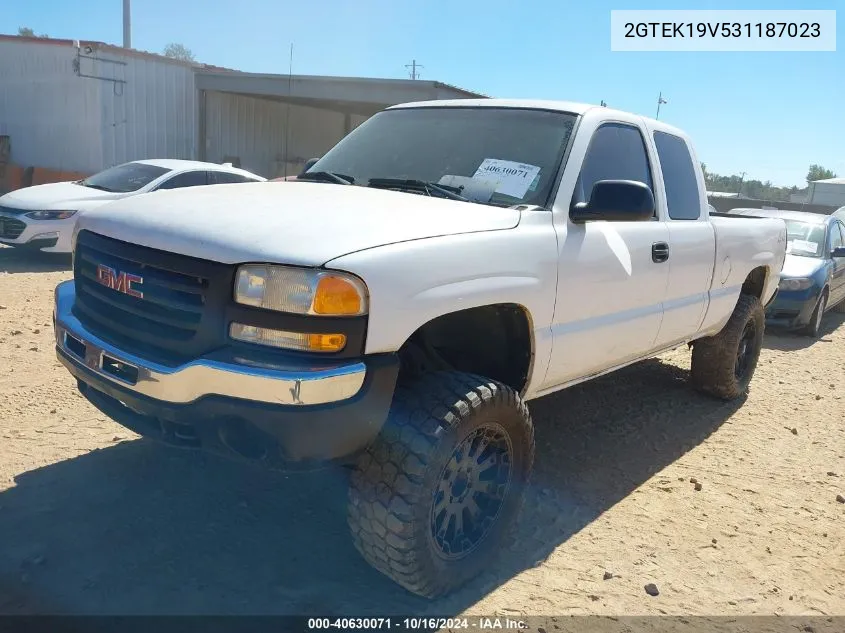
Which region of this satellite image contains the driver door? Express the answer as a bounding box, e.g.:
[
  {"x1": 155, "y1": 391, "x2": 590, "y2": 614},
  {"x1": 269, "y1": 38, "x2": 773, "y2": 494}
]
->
[
  {"x1": 828, "y1": 221, "x2": 845, "y2": 306},
  {"x1": 543, "y1": 119, "x2": 669, "y2": 388}
]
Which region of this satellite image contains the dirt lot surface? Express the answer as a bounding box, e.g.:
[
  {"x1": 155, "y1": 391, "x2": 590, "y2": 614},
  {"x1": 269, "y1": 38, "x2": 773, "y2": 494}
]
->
[{"x1": 1, "y1": 246, "x2": 843, "y2": 617}]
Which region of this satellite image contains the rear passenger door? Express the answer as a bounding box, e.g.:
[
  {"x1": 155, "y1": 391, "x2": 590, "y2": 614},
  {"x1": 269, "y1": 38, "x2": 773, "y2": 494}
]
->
[{"x1": 649, "y1": 129, "x2": 716, "y2": 348}]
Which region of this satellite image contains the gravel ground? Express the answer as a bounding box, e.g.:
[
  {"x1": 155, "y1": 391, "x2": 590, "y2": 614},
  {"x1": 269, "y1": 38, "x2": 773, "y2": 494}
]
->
[{"x1": 0, "y1": 246, "x2": 843, "y2": 616}]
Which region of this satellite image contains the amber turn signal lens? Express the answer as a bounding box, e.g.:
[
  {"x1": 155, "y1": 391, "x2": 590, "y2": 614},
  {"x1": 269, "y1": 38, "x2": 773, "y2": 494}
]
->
[
  {"x1": 307, "y1": 332, "x2": 347, "y2": 352},
  {"x1": 230, "y1": 323, "x2": 347, "y2": 353},
  {"x1": 313, "y1": 276, "x2": 364, "y2": 315}
]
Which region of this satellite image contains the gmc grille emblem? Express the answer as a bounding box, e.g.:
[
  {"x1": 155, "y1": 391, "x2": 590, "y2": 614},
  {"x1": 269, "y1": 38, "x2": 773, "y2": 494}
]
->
[{"x1": 96, "y1": 264, "x2": 144, "y2": 298}]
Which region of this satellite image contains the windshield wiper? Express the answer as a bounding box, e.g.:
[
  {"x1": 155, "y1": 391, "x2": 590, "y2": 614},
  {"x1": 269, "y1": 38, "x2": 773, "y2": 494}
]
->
[
  {"x1": 297, "y1": 171, "x2": 353, "y2": 185},
  {"x1": 367, "y1": 178, "x2": 469, "y2": 202},
  {"x1": 80, "y1": 183, "x2": 115, "y2": 192}
]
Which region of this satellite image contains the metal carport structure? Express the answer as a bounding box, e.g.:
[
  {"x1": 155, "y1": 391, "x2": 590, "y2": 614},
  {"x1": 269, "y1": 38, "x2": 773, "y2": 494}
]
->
[{"x1": 193, "y1": 71, "x2": 486, "y2": 179}]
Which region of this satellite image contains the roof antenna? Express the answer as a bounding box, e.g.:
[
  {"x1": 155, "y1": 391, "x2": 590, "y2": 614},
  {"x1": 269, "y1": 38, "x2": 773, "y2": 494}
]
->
[{"x1": 283, "y1": 43, "x2": 293, "y2": 179}]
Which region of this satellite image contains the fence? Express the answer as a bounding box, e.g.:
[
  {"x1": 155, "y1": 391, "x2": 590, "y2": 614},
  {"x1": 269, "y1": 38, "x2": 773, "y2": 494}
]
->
[{"x1": 708, "y1": 195, "x2": 837, "y2": 216}]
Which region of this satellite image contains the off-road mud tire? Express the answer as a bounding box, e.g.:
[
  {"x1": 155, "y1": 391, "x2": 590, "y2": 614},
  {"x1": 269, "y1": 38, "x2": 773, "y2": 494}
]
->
[
  {"x1": 691, "y1": 293, "x2": 765, "y2": 400},
  {"x1": 347, "y1": 371, "x2": 534, "y2": 599}
]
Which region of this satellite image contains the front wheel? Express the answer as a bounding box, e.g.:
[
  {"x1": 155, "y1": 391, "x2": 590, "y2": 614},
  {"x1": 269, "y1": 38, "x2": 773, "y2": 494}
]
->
[
  {"x1": 801, "y1": 292, "x2": 827, "y2": 338},
  {"x1": 691, "y1": 293, "x2": 765, "y2": 400},
  {"x1": 347, "y1": 372, "x2": 534, "y2": 598}
]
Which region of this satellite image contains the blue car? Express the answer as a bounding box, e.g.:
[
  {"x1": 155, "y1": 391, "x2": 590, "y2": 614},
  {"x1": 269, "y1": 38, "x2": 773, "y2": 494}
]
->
[{"x1": 732, "y1": 208, "x2": 845, "y2": 337}]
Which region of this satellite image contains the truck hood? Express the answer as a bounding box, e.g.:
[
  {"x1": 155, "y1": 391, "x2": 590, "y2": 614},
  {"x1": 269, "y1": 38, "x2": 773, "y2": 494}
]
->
[
  {"x1": 76, "y1": 181, "x2": 522, "y2": 266},
  {"x1": 0, "y1": 182, "x2": 131, "y2": 211},
  {"x1": 781, "y1": 254, "x2": 825, "y2": 278}
]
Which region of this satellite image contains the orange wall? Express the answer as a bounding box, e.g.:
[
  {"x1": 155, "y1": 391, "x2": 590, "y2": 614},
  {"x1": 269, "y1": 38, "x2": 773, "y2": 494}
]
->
[{"x1": 1, "y1": 164, "x2": 90, "y2": 192}]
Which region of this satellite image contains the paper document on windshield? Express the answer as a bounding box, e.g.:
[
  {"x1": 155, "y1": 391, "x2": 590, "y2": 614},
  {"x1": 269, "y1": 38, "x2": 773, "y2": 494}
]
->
[
  {"x1": 472, "y1": 158, "x2": 541, "y2": 199},
  {"x1": 789, "y1": 239, "x2": 818, "y2": 255}
]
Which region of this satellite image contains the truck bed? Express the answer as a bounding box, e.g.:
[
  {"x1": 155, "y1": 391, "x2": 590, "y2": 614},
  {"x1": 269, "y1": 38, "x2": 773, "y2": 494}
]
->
[{"x1": 698, "y1": 213, "x2": 787, "y2": 336}]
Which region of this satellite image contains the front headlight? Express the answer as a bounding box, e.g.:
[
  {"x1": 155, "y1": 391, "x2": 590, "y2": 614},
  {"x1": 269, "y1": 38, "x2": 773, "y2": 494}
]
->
[
  {"x1": 778, "y1": 277, "x2": 813, "y2": 291},
  {"x1": 26, "y1": 210, "x2": 77, "y2": 220},
  {"x1": 234, "y1": 264, "x2": 368, "y2": 316}
]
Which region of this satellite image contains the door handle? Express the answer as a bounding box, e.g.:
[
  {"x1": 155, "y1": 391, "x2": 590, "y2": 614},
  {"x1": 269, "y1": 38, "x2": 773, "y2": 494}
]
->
[{"x1": 652, "y1": 242, "x2": 669, "y2": 263}]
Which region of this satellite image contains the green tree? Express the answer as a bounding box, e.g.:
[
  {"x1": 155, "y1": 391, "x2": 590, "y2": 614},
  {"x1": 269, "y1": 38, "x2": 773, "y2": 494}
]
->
[
  {"x1": 17, "y1": 26, "x2": 48, "y2": 37},
  {"x1": 806, "y1": 164, "x2": 837, "y2": 183},
  {"x1": 703, "y1": 167, "x2": 796, "y2": 202},
  {"x1": 163, "y1": 43, "x2": 196, "y2": 62}
]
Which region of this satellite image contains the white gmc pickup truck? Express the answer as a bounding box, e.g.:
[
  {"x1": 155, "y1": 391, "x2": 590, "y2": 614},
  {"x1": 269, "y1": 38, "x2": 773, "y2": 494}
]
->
[{"x1": 53, "y1": 99, "x2": 787, "y2": 598}]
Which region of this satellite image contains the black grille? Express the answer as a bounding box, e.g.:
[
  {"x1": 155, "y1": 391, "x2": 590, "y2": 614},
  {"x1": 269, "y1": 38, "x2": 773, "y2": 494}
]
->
[
  {"x1": 73, "y1": 230, "x2": 235, "y2": 364},
  {"x1": 0, "y1": 216, "x2": 26, "y2": 239}
]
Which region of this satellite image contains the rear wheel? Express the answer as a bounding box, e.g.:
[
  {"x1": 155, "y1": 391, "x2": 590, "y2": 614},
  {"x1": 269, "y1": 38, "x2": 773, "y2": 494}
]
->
[
  {"x1": 347, "y1": 371, "x2": 534, "y2": 598},
  {"x1": 801, "y1": 292, "x2": 827, "y2": 338},
  {"x1": 691, "y1": 293, "x2": 765, "y2": 400}
]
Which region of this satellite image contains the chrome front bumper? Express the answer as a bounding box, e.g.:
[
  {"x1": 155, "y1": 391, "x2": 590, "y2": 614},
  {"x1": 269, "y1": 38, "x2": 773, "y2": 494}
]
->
[{"x1": 53, "y1": 280, "x2": 367, "y2": 406}]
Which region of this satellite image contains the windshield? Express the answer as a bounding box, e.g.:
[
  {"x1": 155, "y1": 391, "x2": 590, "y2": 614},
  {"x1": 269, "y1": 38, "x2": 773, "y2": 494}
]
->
[
  {"x1": 784, "y1": 219, "x2": 826, "y2": 257},
  {"x1": 80, "y1": 162, "x2": 171, "y2": 193},
  {"x1": 308, "y1": 107, "x2": 577, "y2": 208}
]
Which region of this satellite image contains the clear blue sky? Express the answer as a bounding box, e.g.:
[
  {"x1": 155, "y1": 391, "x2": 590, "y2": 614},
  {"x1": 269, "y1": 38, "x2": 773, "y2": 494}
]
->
[{"x1": 3, "y1": 0, "x2": 842, "y2": 187}]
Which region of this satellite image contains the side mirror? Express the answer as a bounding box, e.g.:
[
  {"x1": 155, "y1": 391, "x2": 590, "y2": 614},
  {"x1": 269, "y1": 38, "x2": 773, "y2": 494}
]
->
[
  {"x1": 832, "y1": 247, "x2": 845, "y2": 258},
  {"x1": 300, "y1": 158, "x2": 320, "y2": 175},
  {"x1": 570, "y1": 180, "x2": 655, "y2": 223}
]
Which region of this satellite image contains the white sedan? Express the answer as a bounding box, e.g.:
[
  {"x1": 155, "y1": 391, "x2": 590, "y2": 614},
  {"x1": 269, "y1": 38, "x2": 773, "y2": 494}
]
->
[{"x1": 0, "y1": 159, "x2": 265, "y2": 254}]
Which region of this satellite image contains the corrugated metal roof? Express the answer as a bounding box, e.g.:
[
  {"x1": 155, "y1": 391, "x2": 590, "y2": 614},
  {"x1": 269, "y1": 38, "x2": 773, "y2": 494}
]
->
[
  {"x1": 194, "y1": 69, "x2": 486, "y2": 100},
  {"x1": 0, "y1": 35, "x2": 485, "y2": 96},
  {"x1": 432, "y1": 81, "x2": 488, "y2": 98},
  {"x1": 813, "y1": 177, "x2": 845, "y2": 184},
  {"x1": 0, "y1": 33, "x2": 236, "y2": 72}
]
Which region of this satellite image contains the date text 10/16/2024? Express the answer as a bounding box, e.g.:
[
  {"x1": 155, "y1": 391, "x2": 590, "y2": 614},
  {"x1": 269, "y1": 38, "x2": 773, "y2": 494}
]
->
[{"x1": 307, "y1": 617, "x2": 528, "y2": 631}]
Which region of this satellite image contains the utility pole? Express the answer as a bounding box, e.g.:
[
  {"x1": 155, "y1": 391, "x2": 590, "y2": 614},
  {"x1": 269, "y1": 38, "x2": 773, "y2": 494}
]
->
[
  {"x1": 405, "y1": 59, "x2": 423, "y2": 80},
  {"x1": 122, "y1": 0, "x2": 131, "y2": 48},
  {"x1": 283, "y1": 43, "x2": 293, "y2": 179},
  {"x1": 656, "y1": 92, "x2": 667, "y2": 119},
  {"x1": 737, "y1": 172, "x2": 747, "y2": 198}
]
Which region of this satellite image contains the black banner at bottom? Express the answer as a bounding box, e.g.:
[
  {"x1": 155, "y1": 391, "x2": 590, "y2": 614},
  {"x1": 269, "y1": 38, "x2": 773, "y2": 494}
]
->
[{"x1": 0, "y1": 616, "x2": 840, "y2": 633}]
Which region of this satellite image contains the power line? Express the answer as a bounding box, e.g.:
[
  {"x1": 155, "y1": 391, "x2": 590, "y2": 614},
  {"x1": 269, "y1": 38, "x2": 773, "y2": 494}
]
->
[{"x1": 405, "y1": 59, "x2": 423, "y2": 80}]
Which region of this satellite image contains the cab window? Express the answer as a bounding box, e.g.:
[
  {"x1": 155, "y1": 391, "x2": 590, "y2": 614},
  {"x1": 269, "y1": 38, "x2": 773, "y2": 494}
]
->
[
  {"x1": 572, "y1": 123, "x2": 653, "y2": 207},
  {"x1": 653, "y1": 131, "x2": 702, "y2": 220}
]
